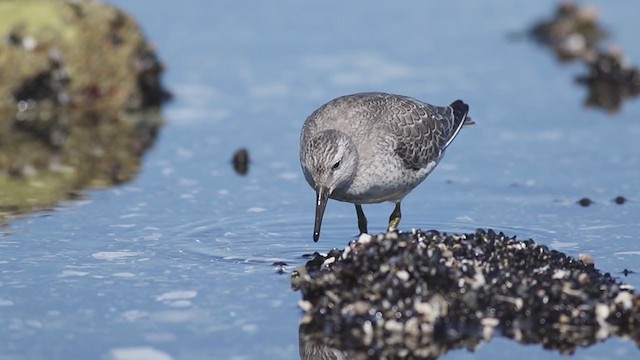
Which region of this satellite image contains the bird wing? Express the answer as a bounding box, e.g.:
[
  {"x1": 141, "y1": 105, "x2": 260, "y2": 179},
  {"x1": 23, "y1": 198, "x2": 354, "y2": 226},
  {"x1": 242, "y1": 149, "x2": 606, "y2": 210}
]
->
[{"x1": 385, "y1": 96, "x2": 469, "y2": 171}]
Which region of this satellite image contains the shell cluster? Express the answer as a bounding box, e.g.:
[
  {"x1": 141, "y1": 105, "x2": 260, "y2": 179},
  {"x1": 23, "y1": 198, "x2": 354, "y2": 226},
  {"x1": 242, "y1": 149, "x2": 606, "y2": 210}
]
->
[{"x1": 292, "y1": 229, "x2": 640, "y2": 359}]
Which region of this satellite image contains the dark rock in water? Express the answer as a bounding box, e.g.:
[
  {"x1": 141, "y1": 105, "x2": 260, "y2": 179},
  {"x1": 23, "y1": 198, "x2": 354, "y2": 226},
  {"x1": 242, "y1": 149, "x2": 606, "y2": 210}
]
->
[
  {"x1": 272, "y1": 261, "x2": 288, "y2": 275},
  {"x1": 576, "y1": 49, "x2": 640, "y2": 113},
  {"x1": 622, "y1": 269, "x2": 635, "y2": 277},
  {"x1": 292, "y1": 229, "x2": 640, "y2": 359},
  {"x1": 529, "y1": 2, "x2": 606, "y2": 62},
  {"x1": 614, "y1": 196, "x2": 628, "y2": 205},
  {"x1": 232, "y1": 148, "x2": 250, "y2": 176},
  {"x1": 577, "y1": 197, "x2": 594, "y2": 207}
]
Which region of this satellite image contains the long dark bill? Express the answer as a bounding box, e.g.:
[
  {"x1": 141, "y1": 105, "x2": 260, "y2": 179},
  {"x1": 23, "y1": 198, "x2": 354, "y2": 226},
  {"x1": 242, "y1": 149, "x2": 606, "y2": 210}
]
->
[{"x1": 313, "y1": 186, "x2": 329, "y2": 242}]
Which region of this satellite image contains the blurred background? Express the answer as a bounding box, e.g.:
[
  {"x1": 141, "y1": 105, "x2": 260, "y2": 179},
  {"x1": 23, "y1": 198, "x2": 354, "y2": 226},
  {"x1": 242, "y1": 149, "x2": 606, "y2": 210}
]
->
[{"x1": 0, "y1": 1, "x2": 638, "y2": 359}]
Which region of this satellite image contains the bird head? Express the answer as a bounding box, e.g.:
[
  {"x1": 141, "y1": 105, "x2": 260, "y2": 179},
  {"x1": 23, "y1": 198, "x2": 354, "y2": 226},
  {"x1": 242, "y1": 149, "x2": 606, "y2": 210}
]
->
[{"x1": 300, "y1": 129, "x2": 358, "y2": 241}]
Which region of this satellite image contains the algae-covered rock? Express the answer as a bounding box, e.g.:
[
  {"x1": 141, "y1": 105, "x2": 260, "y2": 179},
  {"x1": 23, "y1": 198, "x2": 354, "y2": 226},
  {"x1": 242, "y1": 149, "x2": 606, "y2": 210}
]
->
[{"x1": 0, "y1": 0, "x2": 170, "y2": 220}]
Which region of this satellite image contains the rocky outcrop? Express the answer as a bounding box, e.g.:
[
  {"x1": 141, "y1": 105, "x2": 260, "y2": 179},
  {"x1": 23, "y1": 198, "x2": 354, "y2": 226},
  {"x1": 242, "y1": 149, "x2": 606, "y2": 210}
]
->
[
  {"x1": 294, "y1": 229, "x2": 639, "y2": 359},
  {"x1": 0, "y1": 0, "x2": 170, "y2": 220}
]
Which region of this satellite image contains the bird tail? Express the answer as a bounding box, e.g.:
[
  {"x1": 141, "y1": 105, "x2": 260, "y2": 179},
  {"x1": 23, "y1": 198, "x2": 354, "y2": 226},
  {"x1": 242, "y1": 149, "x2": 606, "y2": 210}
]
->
[
  {"x1": 450, "y1": 100, "x2": 473, "y2": 126},
  {"x1": 444, "y1": 100, "x2": 472, "y2": 148}
]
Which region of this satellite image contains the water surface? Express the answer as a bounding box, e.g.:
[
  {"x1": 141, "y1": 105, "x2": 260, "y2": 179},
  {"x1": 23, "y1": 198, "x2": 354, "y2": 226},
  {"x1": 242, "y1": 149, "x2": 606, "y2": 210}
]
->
[{"x1": 1, "y1": 1, "x2": 639, "y2": 359}]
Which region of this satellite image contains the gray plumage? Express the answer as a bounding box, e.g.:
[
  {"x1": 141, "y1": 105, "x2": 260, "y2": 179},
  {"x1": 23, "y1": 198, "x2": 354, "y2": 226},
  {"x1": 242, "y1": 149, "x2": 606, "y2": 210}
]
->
[{"x1": 300, "y1": 92, "x2": 472, "y2": 242}]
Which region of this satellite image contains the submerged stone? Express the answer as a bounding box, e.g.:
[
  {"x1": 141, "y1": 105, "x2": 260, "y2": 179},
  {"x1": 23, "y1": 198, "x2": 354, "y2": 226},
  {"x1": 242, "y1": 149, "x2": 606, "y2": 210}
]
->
[
  {"x1": 232, "y1": 148, "x2": 250, "y2": 176},
  {"x1": 577, "y1": 197, "x2": 593, "y2": 207},
  {"x1": 614, "y1": 196, "x2": 628, "y2": 205}
]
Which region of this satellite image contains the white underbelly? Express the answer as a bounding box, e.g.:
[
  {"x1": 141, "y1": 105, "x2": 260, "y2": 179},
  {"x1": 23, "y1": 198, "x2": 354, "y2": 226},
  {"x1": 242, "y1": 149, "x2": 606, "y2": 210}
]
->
[{"x1": 332, "y1": 160, "x2": 439, "y2": 204}]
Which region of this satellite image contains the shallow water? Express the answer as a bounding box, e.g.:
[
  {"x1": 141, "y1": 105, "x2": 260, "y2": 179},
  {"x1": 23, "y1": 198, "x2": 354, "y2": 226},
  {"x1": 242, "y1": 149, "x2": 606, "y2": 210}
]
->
[{"x1": 1, "y1": 1, "x2": 640, "y2": 359}]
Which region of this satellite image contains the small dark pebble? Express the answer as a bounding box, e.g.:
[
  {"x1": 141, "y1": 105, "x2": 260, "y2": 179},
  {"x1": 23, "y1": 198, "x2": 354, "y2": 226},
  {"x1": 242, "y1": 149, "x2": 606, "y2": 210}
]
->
[
  {"x1": 272, "y1": 261, "x2": 288, "y2": 275},
  {"x1": 232, "y1": 148, "x2": 250, "y2": 176},
  {"x1": 294, "y1": 229, "x2": 640, "y2": 359},
  {"x1": 613, "y1": 196, "x2": 627, "y2": 205},
  {"x1": 577, "y1": 197, "x2": 593, "y2": 207}
]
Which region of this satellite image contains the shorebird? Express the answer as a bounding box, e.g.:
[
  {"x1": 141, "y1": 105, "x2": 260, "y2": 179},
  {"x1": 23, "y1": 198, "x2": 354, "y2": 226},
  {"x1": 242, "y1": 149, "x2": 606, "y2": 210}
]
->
[{"x1": 300, "y1": 92, "x2": 472, "y2": 242}]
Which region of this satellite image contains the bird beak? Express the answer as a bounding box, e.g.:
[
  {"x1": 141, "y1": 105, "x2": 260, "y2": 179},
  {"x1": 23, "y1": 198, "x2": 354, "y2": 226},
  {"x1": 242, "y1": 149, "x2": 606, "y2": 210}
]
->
[{"x1": 313, "y1": 186, "x2": 329, "y2": 242}]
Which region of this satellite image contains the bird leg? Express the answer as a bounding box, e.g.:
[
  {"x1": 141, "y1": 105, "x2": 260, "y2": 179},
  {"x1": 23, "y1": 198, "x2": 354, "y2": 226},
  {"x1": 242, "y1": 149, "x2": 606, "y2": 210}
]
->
[
  {"x1": 387, "y1": 202, "x2": 401, "y2": 232},
  {"x1": 355, "y1": 204, "x2": 368, "y2": 235}
]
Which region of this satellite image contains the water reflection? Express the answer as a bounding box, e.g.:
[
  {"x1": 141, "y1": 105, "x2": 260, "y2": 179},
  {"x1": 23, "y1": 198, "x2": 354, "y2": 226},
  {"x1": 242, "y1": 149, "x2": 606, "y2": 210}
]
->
[
  {"x1": 298, "y1": 319, "x2": 484, "y2": 360},
  {"x1": 300, "y1": 317, "x2": 639, "y2": 359},
  {"x1": 0, "y1": 108, "x2": 163, "y2": 220},
  {"x1": 576, "y1": 49, "x2": 640, "y2": 113}
]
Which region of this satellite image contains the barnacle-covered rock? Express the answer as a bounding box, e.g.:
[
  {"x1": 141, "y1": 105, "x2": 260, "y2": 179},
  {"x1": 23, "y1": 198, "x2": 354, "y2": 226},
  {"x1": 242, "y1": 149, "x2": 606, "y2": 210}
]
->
[{"x1": 293, "y1": 229, "x2": 640, "y2": 359}]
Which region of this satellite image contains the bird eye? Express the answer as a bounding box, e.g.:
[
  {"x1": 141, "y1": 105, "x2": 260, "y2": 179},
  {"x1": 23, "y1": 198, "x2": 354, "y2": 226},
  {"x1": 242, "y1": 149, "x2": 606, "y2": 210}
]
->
[{"x1": 332, "y1": 161, "x2": 341, "y2": 170}]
